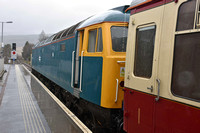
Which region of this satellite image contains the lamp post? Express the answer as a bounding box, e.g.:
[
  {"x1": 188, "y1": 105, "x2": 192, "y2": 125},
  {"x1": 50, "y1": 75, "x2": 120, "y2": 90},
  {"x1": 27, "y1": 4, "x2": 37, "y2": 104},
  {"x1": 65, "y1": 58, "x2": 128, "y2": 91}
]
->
[
  {"x1": 0, "y1": 21, "x2": 13, "y2": 58},
  {"x1": 0, "y1": 21, "x2": 12, "y2": 76}
]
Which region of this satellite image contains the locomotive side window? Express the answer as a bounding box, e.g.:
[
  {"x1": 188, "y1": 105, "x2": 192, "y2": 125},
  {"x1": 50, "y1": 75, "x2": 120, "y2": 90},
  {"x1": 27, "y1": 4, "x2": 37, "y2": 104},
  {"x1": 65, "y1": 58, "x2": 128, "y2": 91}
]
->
[
  {"x1": 81, "y1": 30, "x2": 84, "y2": 51},
  {"x1": 88, "y1": 29, "x2": 97, "y2": 52},
  {"x1": 60, "y1": 44, "x2": 66, "y2": 52},
  {"x1": 87, "y1": 28, "x2": 103, "y2": 53},
  {"x1": 111, "y1": 26, "x2": 128, "y2": 52},
  {"x1": 96, "y1": 28, "x2": 103, "y2": 52},
  {"x1": 176, "y1": 0, "x2": 196, "y2": 31},
  {"x1": 134, "y1": 25, "x2": 156, "y2": 78}
]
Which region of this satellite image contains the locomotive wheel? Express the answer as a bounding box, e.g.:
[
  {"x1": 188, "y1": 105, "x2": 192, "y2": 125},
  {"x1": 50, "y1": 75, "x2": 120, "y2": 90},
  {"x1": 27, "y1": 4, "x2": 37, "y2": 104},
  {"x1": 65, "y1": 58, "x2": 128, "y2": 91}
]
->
[
  {"x1": 118, "y1": 122, "x2": 126, "y2": 133},
  {"x1": 117, "y1": 119, "x2": 126, "y2": 133}
]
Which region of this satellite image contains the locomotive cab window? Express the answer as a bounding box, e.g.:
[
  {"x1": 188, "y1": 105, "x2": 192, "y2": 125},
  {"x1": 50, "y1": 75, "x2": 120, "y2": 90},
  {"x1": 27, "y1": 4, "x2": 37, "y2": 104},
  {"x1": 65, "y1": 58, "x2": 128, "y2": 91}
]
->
[
  {"x1": 134, "y1": 25, "x2": 156, "y2": 78},
  {"x1": 111, "y1": 26, "x2": 128, "y2": 52},
  {"x1": 87, "y1": 28, "x2": 103, "y2": 53}
]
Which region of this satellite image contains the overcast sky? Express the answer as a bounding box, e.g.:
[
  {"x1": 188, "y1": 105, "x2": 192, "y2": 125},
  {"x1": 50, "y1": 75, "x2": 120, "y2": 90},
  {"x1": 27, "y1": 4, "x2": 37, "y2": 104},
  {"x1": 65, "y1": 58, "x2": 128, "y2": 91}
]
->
[{"x1": 1, "y1": 0, "x2": 132, "y2": 35}]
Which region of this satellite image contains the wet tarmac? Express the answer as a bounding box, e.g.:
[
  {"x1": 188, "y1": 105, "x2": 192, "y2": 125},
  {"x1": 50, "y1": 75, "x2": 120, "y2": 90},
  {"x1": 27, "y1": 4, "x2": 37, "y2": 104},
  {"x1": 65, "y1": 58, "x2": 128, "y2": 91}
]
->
[{"x1": 0, "y1": 64, "x2": 91, "y2": 133}]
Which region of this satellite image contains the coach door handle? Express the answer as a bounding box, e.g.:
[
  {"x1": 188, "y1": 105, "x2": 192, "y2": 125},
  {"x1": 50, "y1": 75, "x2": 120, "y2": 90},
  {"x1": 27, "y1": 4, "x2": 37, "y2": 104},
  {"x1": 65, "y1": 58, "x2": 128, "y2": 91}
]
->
[
  {"x1": 155, "y1": 79, "x2": 161, "y2": 102},
  {"x1": 147, "y1": 86, "x2": 153, "y2": 92}
]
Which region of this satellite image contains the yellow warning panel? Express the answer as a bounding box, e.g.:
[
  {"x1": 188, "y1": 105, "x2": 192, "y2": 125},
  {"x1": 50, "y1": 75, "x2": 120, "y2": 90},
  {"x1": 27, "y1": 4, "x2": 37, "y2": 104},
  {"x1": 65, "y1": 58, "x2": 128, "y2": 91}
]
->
[{"x1": 120, "y1": 67, "x2": 125, "y2": 77}]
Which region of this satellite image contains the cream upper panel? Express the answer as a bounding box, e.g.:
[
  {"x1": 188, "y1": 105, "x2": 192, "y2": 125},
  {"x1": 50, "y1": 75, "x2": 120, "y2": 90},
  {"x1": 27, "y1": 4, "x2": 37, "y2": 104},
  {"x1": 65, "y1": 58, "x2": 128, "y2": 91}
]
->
[
  {"x1": 126, "y1": 0, "x2": 200, "y2": 108},
  {"x1": 125, "y1": 5, "x2": 165, "y2": 95},
  {"x1": 159, "y1": 0, "x2": 200, "y2": 108}
]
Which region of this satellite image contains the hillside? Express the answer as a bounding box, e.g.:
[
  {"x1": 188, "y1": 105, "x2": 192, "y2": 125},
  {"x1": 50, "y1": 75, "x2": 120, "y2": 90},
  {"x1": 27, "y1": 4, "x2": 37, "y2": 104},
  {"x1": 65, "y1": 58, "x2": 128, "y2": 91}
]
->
[{"x1": 4, "y1": 34, "x2": 39, "y2": 47}]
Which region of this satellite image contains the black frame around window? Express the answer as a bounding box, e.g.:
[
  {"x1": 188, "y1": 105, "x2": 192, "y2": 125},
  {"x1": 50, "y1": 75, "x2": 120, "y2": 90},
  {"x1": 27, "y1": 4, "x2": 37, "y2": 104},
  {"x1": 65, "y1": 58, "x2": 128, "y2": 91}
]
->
[{"x1": 134, "y1": 25, "x2": 156, "y2": 78}]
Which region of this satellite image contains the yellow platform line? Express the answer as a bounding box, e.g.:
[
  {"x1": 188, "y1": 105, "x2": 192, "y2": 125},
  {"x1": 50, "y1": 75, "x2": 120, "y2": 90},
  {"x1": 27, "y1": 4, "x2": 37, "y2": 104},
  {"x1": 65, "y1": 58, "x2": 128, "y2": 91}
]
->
[
  {"x1": 18, "y1": 65, "x2": 46, "y2": 133},
  {"x1": 17, "y1": 79, "x2": 29, "y2": 133},
  {"x1": 18, "y1": 66, "x2": 36, "y2": 133},
  {"x1": 22, "y1": 76, "x2": 45, "y2": 133},
  {"x1": 23, "y1": 65, "x2": 92, "y2": 133},
  {"x1": 16, "y1": 65, "x2": 44, "y2": 133},
  {"x1": 16, "y1": 65, "x2": 31, "y2": 133},
  {"x1": 21, "y1": 80, "x2": 39, "y2": 133}
]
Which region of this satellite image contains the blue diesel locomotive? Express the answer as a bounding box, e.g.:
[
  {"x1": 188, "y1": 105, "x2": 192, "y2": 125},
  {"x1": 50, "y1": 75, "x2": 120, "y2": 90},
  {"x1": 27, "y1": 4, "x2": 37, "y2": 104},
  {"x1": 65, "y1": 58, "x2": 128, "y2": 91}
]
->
[{"x1": 32, "y1": 6, "x2": 129, "y2": 132}]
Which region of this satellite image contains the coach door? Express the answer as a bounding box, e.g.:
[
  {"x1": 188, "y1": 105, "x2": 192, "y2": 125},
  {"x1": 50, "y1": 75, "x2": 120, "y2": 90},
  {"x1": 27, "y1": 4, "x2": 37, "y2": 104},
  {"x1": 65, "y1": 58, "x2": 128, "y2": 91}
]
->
[{"x1": 125, "y1": 6, "x2": 164, "y2": 133}]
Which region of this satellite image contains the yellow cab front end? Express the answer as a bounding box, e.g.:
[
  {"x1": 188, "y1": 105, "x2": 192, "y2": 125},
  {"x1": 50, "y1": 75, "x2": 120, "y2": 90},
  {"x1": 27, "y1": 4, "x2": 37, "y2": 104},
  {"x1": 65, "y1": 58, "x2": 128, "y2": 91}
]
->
[{"x1": 101, "y1": 22, "x2": 128, "y2": 109}]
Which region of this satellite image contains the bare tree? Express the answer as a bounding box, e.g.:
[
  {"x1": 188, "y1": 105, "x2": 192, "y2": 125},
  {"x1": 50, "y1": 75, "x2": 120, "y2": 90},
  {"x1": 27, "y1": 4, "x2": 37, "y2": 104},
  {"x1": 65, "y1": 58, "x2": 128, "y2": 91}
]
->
[
  {"x1": 39, "y1": 30, "x2": 48, "y2": 42},
  {"x1": 22, "y1": 41, "x2": 34, "y2": 61},
  {"x1": 3, "y1": 44, "x2": 11, "y2": 63}
]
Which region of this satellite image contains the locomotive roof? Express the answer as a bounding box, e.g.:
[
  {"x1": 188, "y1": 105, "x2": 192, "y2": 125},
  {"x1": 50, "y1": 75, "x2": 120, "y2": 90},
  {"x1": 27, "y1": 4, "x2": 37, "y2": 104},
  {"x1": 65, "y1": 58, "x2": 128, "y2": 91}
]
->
[
  {"x1": 34, "y1": 5, "x2": 130, "y2": 48},
  {"x1": 78, "y1": 5, "x2": 130, "y2": 29}
]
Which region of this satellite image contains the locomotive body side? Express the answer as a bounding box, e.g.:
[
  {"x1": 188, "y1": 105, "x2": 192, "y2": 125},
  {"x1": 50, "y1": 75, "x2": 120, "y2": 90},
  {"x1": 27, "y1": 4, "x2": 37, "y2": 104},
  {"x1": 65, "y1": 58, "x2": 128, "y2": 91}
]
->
[
  {"x1": 124, "y1": 0, "x2": 200, "y2": 132},
  {"x1": 32, "y1": 35, "x2": 76, "y2": 94},
  {"x1": 32, "y1": 6, "x2": 130, "y2": 132},
  {"x1": 78, "y1": 22, "x2": 128, "y2": 108}
]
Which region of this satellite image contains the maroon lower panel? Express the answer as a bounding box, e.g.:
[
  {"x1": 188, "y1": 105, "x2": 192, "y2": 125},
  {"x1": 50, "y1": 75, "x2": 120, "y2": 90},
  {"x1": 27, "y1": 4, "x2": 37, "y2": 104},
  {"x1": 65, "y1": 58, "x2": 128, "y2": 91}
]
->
[
  {"x1": 124, "y1": 88, "x2": 154, "y2": 133},
  {"x1": 124, "y1": 88, "x2": 200, "y2": 133}
]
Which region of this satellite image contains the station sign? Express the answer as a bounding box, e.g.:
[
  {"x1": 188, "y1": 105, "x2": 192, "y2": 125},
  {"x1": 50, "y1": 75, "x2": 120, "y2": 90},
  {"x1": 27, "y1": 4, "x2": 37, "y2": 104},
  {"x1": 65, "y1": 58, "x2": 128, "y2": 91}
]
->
[{"x1": 11, "y1": 50, "x2": 17, "y2": 60}]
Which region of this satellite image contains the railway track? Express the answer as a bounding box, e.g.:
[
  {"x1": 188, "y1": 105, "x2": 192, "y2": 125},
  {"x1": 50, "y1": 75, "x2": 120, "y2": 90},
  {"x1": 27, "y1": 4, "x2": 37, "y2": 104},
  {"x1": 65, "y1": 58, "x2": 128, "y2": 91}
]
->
[
  {"x1": 22, "y1": 62, "x2": 32, "y2": 71},
  {"x1": 17, "y1": 60, "x2": 32, "y2": 71}
]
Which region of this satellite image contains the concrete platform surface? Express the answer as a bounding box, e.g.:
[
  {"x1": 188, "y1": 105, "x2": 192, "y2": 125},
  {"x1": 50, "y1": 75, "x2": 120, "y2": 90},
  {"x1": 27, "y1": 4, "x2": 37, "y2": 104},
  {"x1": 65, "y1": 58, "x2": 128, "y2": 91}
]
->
[
  {"x1": 0, "y1": 65, "x2": 91, "y2": 133},
  {"x1": 0, "y1": 65, "x2": 50, "y2": 133}
]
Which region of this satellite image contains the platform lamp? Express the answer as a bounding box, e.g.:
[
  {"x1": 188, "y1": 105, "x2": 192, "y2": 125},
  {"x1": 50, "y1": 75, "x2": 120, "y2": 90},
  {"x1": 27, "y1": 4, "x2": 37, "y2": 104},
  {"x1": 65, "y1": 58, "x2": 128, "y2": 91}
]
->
[{"x1": 0, "y1": 21, "x2": 13, "y2": 58}]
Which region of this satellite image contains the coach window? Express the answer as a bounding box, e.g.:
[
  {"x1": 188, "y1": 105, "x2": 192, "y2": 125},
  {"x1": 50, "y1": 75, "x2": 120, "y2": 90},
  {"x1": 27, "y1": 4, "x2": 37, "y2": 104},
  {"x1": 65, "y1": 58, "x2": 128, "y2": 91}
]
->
[
  {"x1": 172, "y1": 33, "x2": 200, "y2": 101},
  {"x1": 87, "y1": 28, "x2": 103, "y2": 53},
  {"x1": 134, "y1": 25, "x2": 156, "y2": 78},
  {"x1": 176, "y1": 0, "x2": 196, "y2": 31},
  {"x1": 172, "y1": 0, "x2": 200, "y2": 101}
]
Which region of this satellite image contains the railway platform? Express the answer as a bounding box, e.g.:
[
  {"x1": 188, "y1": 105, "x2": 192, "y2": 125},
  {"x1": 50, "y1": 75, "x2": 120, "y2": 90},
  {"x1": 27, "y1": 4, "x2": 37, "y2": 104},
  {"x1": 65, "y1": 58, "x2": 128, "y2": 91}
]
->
[{"x1": 0, "y1": 64, "x2": 91, "y2": 133}]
